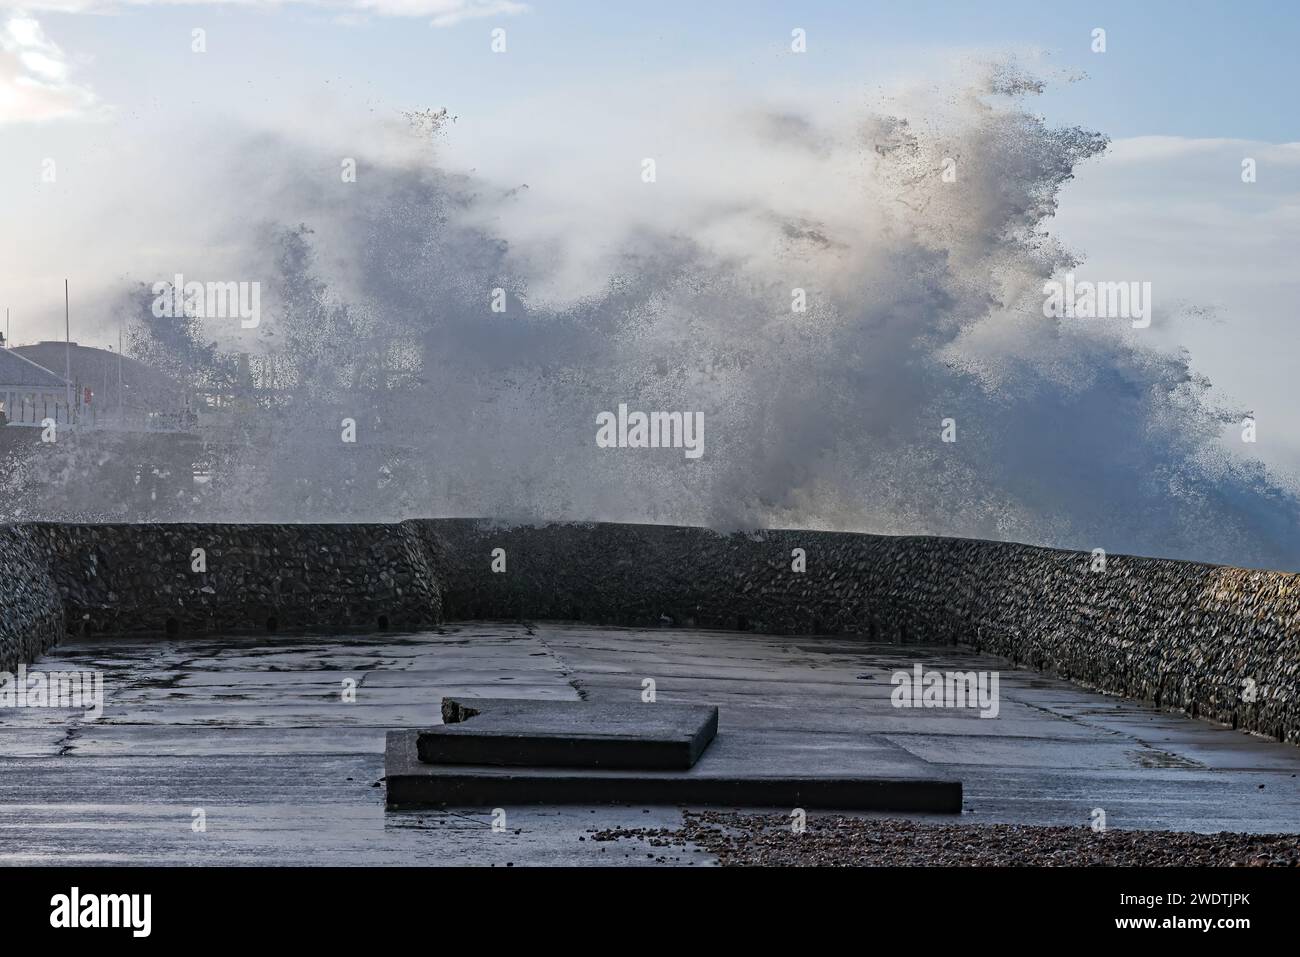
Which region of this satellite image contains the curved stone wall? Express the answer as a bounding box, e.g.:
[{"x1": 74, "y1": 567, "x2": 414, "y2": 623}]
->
[
  {"x1": 7, "y1": 522, "x2": 442, "y2": 657},
  {"x1": 1, "y1": 518, "x2": 1297, "y2": 744},
  {"x1": 418, "y1": 520, "x2": 1300, "y2": 745},
  {"x1": 0, "y1": 524, "x2": 64, "y2": 673}
]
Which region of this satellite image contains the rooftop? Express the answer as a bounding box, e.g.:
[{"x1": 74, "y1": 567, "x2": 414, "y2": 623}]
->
[{"x1": 0, "y1": 348, "x2": 68, "y2": 390}]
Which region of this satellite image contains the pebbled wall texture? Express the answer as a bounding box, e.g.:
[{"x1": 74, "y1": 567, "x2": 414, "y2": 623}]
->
[
  {"x1": 2, "y1": 522, "x2": 443, "y2": 668},
  {"x1": 0, "y1": 524, "x2": 65, "y2": 674},
  {"x1": 2, "y1": 518, "x2": 1298, "y2": 744}
]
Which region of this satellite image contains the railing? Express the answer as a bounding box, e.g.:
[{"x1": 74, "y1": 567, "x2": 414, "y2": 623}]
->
[
  {"x1": 0, "y1": 399, "x2": 77, "y2": 427},
  {"x1": 0, "y1": 404, "x2": 199, "y2": 434}
]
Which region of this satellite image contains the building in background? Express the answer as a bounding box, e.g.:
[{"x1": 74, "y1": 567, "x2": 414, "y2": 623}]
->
[
  {"x1": 0, "y1": 348, "x2": 71, "y2": 427},
  {"x1": 9, "y1": 341, "x2": 189, "y2": 430},
  {"x1": 0, "y1": 337, "x2": 209, "y2": 520}
]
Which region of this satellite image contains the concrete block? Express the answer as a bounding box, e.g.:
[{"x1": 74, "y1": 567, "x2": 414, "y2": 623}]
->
[
  {"x1": 387, "y1": 730, "x2": 962, "y2": 812},
  {"x1": 417, "y1": 697, "x2": 718, "y2": 769}
]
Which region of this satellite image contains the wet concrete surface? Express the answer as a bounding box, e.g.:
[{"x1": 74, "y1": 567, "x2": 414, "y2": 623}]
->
[{"x1": 2, "y1": 622, "x2": 1298, "y2": 865}]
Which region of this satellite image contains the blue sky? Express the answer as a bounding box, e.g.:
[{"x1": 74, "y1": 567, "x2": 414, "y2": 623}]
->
[{"x1": 5, "y1": 0, "x2": 1297, "y2": 141}]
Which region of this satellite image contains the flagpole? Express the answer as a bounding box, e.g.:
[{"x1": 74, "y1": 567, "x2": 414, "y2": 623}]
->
[{"x1": 65, "y1": 279, "x2": 72, "y2": 416}]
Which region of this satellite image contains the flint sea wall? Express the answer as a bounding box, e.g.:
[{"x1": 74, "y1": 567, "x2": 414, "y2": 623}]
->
[{"x1": 2, "y1": 519, "x2": 1297, "y2": 743}]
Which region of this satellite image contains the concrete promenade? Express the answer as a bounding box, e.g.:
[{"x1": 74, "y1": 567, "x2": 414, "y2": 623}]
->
[{"x1": 2, "y1": 622, "x2": 1298, "y2": 865}]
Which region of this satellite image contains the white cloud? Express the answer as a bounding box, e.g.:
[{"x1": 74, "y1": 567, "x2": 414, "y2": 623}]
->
[
  {"x1": 421, "y1": 0, "x2": 527, "y2": 27},
  {"x1": 1105, "y1": 135, "x2": 1300, "y2": 165},
  {"x1": 0, "y1": 14, "x2": 98, "y2": 123},
  {"x1": 0, "y1": 0, "x2": 532, "y2": 27}
]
